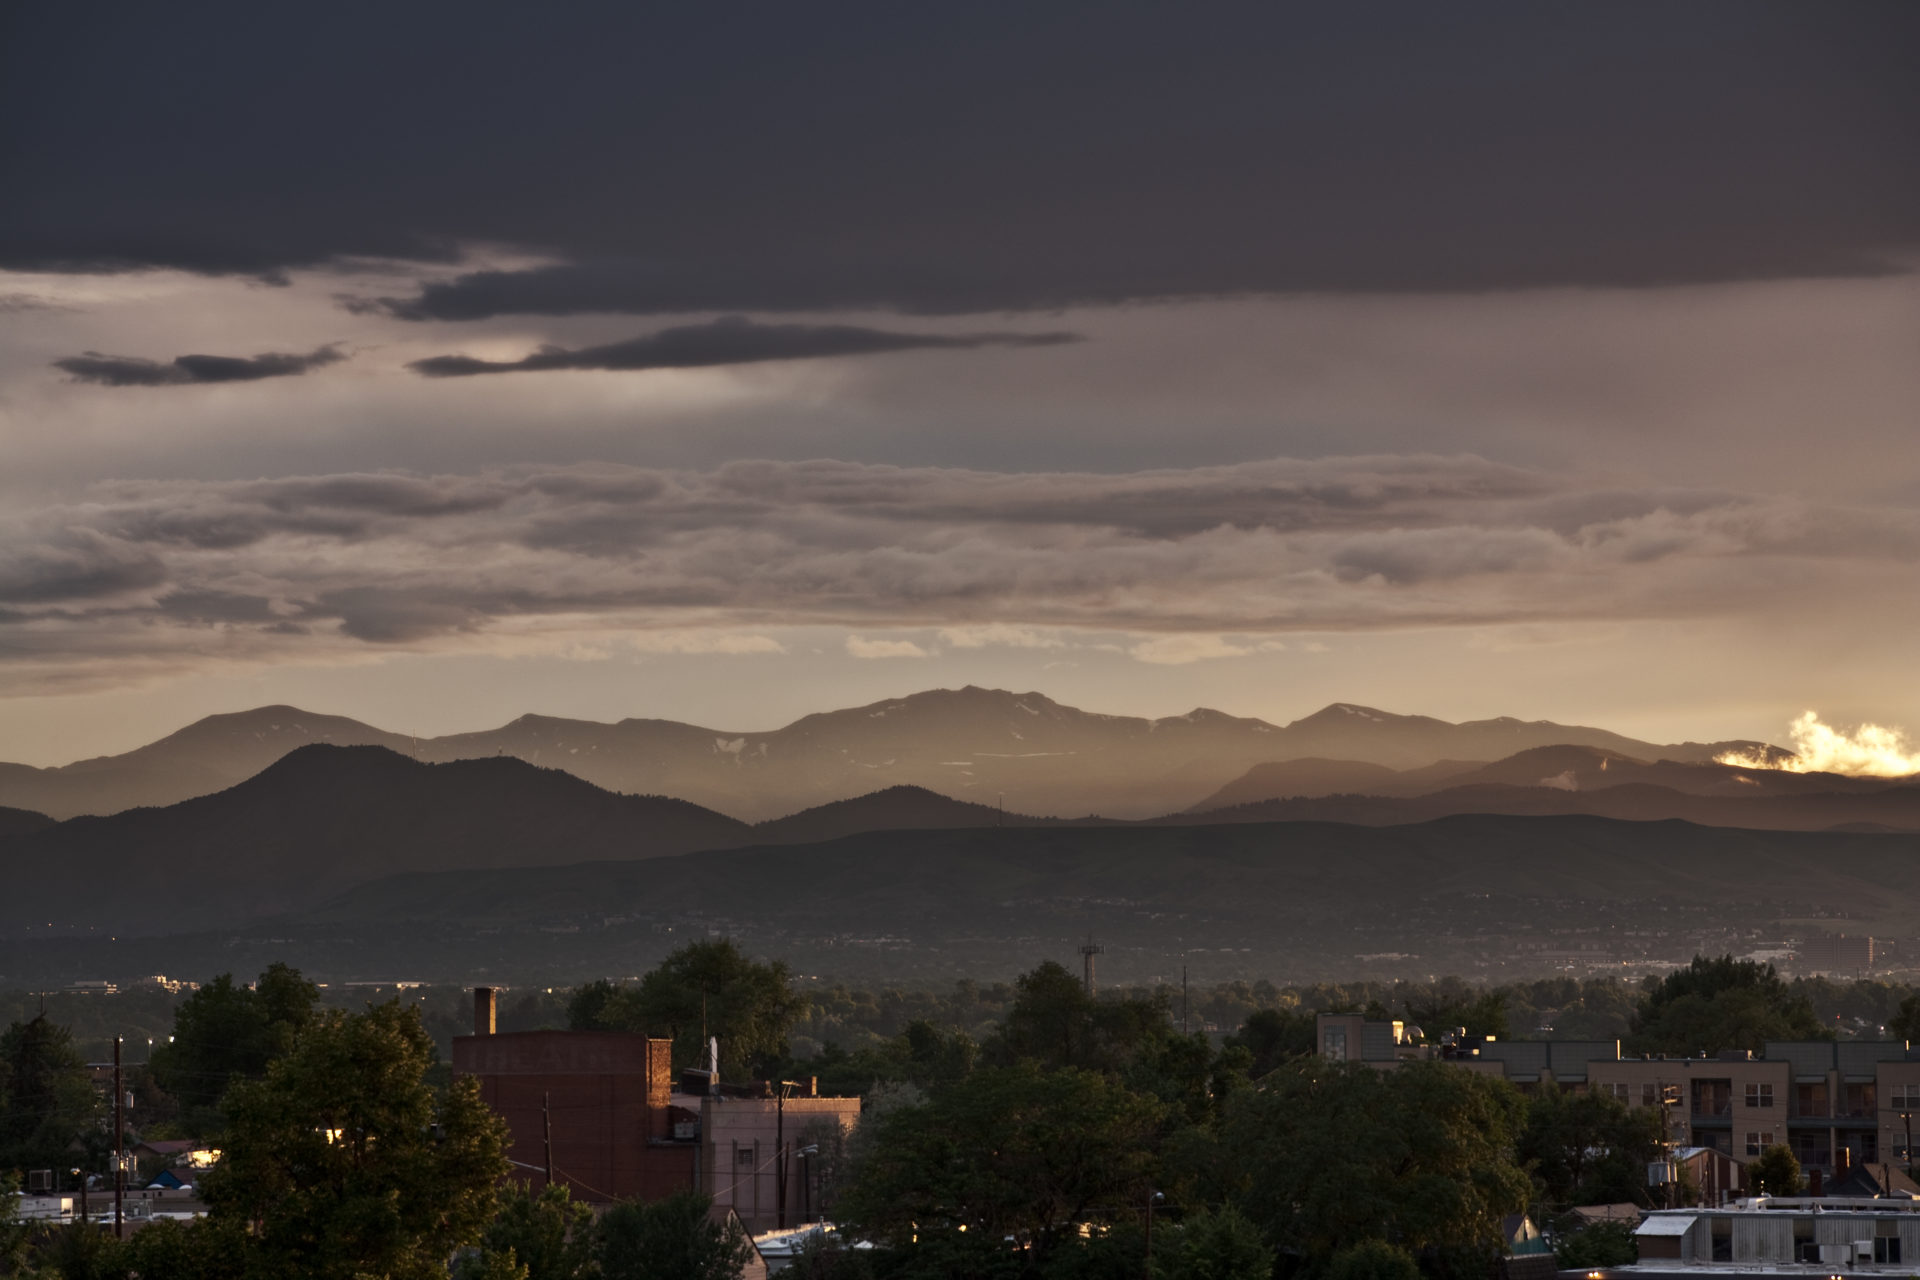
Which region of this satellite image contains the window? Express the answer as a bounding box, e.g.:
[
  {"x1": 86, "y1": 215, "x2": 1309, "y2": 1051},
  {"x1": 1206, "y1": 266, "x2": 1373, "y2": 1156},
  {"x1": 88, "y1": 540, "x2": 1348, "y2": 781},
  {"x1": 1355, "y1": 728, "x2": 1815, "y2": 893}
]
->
[
  {"x1": 1323, "y1": 1029, "x2": 1347, "y2": 1062},
  {"x1": 735, "y1": 1147, "x2": 755, "y2": 1167},
  {"x1": 1641, "y1": 1083, "x2": 1658, "y2": 1106},
  {"x1": 1892, "y1": 1085, "x2": 1919, "y2": 1110},
  {"x1": 1745, "y1": 1131, "x2": 1775, "y2": 1156},
  {"x1": 1603, "y1": 1082, "x2": 1630, "y2": 1102},
  {"x1": 1744, "y1": 1082, "x2": 1773, "y2": 1108},
  {"x1": 1874, "y1": 1238, "x2": 1902, "y2": 1265}
]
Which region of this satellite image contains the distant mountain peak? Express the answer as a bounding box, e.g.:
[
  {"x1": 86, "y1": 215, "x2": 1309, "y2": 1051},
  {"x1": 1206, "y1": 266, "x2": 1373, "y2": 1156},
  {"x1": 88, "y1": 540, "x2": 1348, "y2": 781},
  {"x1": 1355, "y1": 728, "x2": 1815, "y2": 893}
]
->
[{"x1": 1291, "y1": 702, "x2": 1405, "y2": 725}]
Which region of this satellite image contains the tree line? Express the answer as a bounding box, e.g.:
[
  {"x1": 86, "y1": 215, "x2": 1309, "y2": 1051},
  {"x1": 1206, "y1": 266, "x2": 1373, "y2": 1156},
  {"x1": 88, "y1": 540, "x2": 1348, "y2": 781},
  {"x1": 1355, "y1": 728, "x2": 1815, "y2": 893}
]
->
[{"x1": 1, "y1": 949, "x2": 1914, "y2": 1278}]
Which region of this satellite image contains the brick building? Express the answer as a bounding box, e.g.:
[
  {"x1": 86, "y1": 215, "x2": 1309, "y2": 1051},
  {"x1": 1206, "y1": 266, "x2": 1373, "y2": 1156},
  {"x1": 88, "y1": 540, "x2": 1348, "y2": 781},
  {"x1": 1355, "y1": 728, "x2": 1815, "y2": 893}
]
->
[{"x1": 451, "y1": 987, "x2": 696, "y2": 1202}]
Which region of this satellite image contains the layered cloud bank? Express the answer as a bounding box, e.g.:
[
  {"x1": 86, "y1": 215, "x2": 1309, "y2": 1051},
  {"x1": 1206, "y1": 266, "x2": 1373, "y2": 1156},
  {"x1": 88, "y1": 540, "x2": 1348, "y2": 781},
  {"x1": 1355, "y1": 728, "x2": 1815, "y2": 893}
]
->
[{"x1": 4, "y1": 455, "x2": 1919, "y2": 694}]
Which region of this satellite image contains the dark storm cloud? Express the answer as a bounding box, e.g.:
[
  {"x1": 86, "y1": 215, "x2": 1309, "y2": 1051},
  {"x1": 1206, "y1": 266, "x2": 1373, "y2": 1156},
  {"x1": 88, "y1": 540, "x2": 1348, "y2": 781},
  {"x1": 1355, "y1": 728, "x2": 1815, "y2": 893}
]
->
[
  {"x1": 309, "y1": 588, "x2": 482, "y2": 643},
  {"x1": 52, "y1": 345, "x2": 346, "y2": 387},
  {"x1": 2, "y1": 4, "x2": 1913, "y2": 308},
  {"x1": 0, "y1": 530, "x2": 166, "y2": 604},
  {"x1": 155, "y1": 589, "x2": 278, "y2": 623},
  {"x1": 406, "y1": 317, "x2": 1078, "y2": 377}
]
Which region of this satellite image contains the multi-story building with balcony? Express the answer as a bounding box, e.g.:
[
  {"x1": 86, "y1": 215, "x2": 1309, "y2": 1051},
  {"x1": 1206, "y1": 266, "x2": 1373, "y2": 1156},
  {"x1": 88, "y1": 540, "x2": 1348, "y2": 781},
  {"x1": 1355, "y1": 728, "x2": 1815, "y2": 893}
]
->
[
  {"x1": 1587, "y1": 1041, "x2": 1919, "y2": 1177},
  {"x1": 1315, "y1": 1013, "x2": 1920, "y2": 1183}
]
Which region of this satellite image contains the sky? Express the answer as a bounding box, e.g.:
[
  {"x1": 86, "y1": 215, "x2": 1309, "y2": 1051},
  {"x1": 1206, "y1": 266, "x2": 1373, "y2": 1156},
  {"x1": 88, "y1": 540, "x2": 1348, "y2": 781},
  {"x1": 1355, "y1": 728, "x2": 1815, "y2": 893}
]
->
[{"x1": 2, "y1": 2, "x2": 1917, "y2": 766}]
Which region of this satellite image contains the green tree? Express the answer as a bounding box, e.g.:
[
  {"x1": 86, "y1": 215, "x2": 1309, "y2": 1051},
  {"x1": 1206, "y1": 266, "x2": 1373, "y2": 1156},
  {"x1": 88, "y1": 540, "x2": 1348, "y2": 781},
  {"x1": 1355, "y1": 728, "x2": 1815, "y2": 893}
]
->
[
  {"x1": 1891, "y1": 990, "x2": 1920, "y2": 1042},
  {"x1": 0, "y1": 1172, "x2": 32, "y2": 1276},
  {"x1": 1159, "y1": 1205, "x2": 1272, "y2": 1280},
  {"x1": 0, "y1": 1014, "x2": 100, "y2": 1175},
  {"x1": 838, "y1": 1062, "x2": 1166, "y2": 1273},
  {"x1": 1226, "y1": 1007, "x2": 1317, "y2": 1078},
  {"x1": 565, "y1": 979, "x2": 618, "y2": 1033},
  {"x1": 150, "y1": 963, "x2": 319, "y2": 1132},
  {"x1": 1746, "y1": 1144, "x2": 1804, "y2": 1196},
  {"x1": 1326, "y1": 1240, "x2": 1420, "y2": 1280},
  {"x1": 587, "y1": 940, "x2": 803, "y2": 1079},
  {"x1": 460, "y1": 1184, "x2": 597, "y2": 1280},
  {"x1": 1554, "y1": 1221, "x2": 1638, "y2": 1269},
  {"x1": 201, "y1": 1001, "x2": 509, "y2": 1280},
  {"x1": 896, "y1": 1019, "x2": 978, "y2": 1089},
  {"x1": 1517, "y1": 1087, "x2": 1661, "y2": 1213},
  {"x1": 1208, "y1": 1059, "x2": 1528, "y2": 1262},
  {"x1": 805, "y1": 1019, "x2": 978, "y2": 1098},
  {"x1": 596, "y1": 1190, "x2": 752, "y2": 1280},
  {"x1": 39, "y1": 1217, "x2": 128, "y2": 1280},
  {"x1": 119, "y1": 1216, "x2": 251, "y2": 1280},
  {"x1": 1627, "y1": 956, "x2": 1826, "y2": 1056},
  {"x1": 985, "y1": 961, "x2": 1174, "y2": 1076},
  {"x1": 981, "y1": 961, "x2": 1228, "y2": 1120}
]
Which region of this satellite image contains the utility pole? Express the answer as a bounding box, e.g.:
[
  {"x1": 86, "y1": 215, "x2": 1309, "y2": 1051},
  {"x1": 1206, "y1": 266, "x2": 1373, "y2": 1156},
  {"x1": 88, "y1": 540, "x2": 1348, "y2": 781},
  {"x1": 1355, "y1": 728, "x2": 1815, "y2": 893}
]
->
[
  {"x1": 112, "y1": 1037, "x2": 123, "y2": 1238},
  {"x1": 775, "y1": 1083, "x2": 787, "y2": 1231},
  {"x1": 543, "y1": 1091, "x2": 554, "y2": 1191}
]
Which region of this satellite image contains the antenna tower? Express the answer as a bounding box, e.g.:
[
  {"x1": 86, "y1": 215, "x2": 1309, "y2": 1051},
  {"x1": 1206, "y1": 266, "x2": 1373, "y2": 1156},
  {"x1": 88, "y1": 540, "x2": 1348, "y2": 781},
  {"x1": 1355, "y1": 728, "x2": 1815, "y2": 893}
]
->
[{"x1": 1079, "y1": 935, "x2": 1103, "y2": 995}]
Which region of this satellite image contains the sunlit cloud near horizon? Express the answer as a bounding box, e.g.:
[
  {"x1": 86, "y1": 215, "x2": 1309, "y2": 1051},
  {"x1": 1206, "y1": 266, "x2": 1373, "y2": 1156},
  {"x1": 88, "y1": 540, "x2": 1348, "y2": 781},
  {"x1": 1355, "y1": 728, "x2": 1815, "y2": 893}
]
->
[{"x1": 1716, "y1": 711, "x2": 1920, "y2": 777}]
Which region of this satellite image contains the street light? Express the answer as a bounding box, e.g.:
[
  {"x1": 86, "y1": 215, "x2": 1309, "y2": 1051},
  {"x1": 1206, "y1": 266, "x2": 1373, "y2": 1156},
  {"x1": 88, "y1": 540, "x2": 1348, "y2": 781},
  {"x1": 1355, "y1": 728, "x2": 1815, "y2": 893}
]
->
[{"x1": 1143, "y1": 1190, "x2": 1165, "y2": 1280}]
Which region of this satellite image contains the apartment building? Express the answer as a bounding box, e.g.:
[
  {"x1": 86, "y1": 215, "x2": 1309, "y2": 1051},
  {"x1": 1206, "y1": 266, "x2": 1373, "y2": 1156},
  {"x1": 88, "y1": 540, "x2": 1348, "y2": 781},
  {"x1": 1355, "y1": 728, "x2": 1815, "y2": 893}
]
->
[
  {"x1": 1588, "y1": 1042, "x2": 1920, "y2": 1175},
  {"x1": 1315, "y1": 1013, "x2": 1920, "y2": 1178}
]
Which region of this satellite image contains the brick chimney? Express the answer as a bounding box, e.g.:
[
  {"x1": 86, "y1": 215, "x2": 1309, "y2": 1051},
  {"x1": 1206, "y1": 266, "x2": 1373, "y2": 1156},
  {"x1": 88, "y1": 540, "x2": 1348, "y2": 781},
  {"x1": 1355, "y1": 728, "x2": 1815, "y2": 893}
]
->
[{"x1": 474, "y1": 986, "x2": 497, "y2": 1036}]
